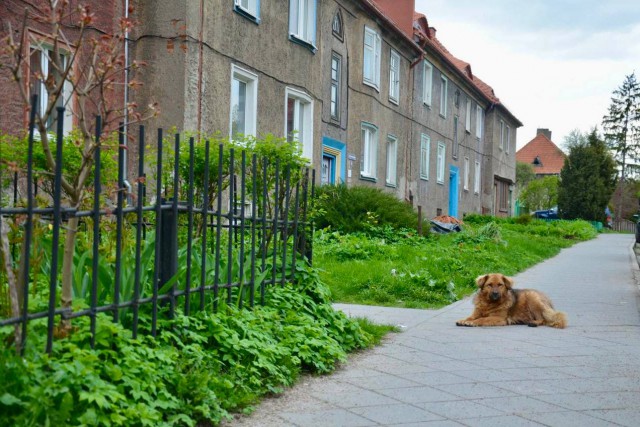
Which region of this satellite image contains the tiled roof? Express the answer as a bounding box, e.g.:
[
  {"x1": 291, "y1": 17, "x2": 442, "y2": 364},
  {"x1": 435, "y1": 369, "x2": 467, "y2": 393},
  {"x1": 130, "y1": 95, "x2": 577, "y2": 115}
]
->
[{"x1": 516, "y1": 133, "x2": 566, "y2": 175}]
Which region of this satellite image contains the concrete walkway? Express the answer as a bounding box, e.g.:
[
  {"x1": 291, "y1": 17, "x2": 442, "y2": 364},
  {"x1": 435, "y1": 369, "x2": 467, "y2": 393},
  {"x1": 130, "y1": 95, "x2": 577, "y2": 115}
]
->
[{"x1": 227, "y1": 234, "x2": 640, "y2": 426}]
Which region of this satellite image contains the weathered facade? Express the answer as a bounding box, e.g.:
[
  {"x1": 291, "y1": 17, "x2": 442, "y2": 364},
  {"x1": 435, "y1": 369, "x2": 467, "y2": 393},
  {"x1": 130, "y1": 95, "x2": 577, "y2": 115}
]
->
[{"x1": 1, "y1": 0, "x2": 522, "y2": 218}]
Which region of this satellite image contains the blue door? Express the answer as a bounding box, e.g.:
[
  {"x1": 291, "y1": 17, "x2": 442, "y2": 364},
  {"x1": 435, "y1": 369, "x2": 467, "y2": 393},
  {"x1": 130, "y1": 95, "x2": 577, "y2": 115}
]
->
[{"x1": 449, "y1": 165, "x2": 459, "y2": 218}]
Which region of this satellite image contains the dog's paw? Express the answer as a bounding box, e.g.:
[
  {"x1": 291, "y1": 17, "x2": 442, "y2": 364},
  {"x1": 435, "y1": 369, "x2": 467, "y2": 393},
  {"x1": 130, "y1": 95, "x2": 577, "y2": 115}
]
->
[
  {"x1": 456, "y1": 320, "x2": 475, "y2": 327},
  {"x1": 527, "y1": 322, "x2": 539, "y2": 327}
]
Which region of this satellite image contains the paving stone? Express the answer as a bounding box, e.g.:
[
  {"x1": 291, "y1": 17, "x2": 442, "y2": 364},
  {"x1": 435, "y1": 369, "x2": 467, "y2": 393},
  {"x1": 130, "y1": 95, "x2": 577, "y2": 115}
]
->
[{"x1": 349, "y1": 403, "x2": 444, "y2": 425}]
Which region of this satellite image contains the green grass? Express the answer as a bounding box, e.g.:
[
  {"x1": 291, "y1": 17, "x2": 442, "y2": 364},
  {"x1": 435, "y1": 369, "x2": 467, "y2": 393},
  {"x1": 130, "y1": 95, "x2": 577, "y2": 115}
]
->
[
  {"x1": 314, "y1": 219, "x2": 597, "y2": 309},
  {"x1": 355, "y1": 318, "x2": 400, "y2": 345}
]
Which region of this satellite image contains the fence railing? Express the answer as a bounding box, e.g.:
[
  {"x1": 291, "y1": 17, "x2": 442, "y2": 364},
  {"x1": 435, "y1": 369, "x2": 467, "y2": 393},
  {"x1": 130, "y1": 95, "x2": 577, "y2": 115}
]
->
[
  {"x1": 0, "y1": 101, "x2": 315, "y2": 353},
  {"x1": 612, "y1": 219, "x2": 636, "y2": 233}
]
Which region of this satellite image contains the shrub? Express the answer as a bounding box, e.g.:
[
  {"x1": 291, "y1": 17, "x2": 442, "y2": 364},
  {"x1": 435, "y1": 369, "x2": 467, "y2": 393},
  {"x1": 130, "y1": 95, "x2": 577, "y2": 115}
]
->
[{"x1": 314, "y1": 185, "x2": 419, "y2": 233}]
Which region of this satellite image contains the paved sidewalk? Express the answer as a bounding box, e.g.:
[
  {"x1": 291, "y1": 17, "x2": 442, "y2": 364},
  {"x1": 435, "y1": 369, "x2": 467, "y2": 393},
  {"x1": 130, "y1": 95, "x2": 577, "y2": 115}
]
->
[{"x1": 227, "y1": 234, "x2": 640, "y2": 426}]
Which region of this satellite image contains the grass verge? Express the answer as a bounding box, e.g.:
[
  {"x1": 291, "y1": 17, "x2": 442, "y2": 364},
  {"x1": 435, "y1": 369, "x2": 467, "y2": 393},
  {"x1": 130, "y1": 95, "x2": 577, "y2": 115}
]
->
[{"x1": 314, "y1": 217, "x2": 598, "y2": 309}]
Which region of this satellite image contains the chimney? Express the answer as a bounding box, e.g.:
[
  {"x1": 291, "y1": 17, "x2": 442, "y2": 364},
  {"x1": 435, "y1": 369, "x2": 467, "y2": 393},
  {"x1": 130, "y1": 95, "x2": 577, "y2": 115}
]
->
[
  {"x1": 429, "y1": 27, "x2": 437, "y2": 38},
  {"x1": 369, "y1": 0, "x2": 415, "y2": 37},
  {"x1": 536, "y1": 128, "x2": 552, "y2": 140}
]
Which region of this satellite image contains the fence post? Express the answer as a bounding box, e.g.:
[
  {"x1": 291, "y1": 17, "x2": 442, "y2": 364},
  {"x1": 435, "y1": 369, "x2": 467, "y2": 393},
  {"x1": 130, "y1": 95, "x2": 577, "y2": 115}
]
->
[{"x1": 159, "y1": 199, "x2": 178, "y2": 315}]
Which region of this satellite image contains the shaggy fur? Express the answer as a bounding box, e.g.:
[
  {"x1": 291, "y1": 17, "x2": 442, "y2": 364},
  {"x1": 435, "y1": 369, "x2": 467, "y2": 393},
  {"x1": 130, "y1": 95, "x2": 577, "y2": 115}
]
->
[{"x1": 456, "y1": 273, "x2": 567, "y2": 328}]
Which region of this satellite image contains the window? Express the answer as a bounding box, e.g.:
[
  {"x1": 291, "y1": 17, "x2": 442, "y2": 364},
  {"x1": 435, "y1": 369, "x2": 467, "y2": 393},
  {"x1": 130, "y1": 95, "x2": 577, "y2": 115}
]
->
[
  {"x1": 474, "y1": 160, "x2": 481, "y2": 194},
  {"x1": 363, "y1": 26, "x2": 381, "y2": 89},
  {"x1": 422, "y1": 60, "x2": 433, "y2": 106},
  {"x1": 330, "y1": 53, "x2": 341, "y2": 120},
  {"x1": 465, "y1": 99, "x2": 471, "y2": 132},
  {"x1": 285, "y1": 87, "x2": 314, "y2": 161},
  {"x1": 332, "y1": 10, "x2": 343, "y2": 40},
  {"x1": 361, "y1": 123, "x2": 378, "y2": 179},
  {"x1": 506, "y1": 126, "x2": 511, "y2": 154},
  {"x1": 234, "y1": 0, "x2": 260, "y2": 22},
  {"x1": 386, "y1": 134, "x2": 397, "y2": 186},
  {"x1": 230, "y1": 65, "x2": 258, "y2": 139},
  {"x1": 436, "y1": 142, "x2": 445, "y2": 184},
  {"x1": 440, "y1": 75, "x2": 448, "y2": 118},
  {"x1": 464, "y1": 157, "x2": 470, "y2": 191},
  {"x1": 29, "y1": 45, "x2": 73, "y2": 133},
  {"x1": 452, "y1": 116, "x2": 459, "y2": 159},
  {"x1": 499, "y1": 120, "x2": 505, "y2": 150},
  {"x1": 476, "y1": 105, "x2": 483, "y2": 139},
  {"x1": 420, "y1": 133, "x2": 430, "y2": 180},
  {"x1": 389, "y1": 49, "x2": 400, "y2": 104},
  {"x1": 289, "y1": 0, "x2": 317, "y2": 48},
  {"x1": 454, "y1": 89, "x2": 460, "y2": 108}
]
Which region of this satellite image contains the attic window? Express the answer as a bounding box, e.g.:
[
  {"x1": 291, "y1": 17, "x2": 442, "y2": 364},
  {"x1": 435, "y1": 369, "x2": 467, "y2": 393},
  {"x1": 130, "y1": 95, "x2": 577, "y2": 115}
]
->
[
  {"x1": 532, "y1": 156, "x2": 542, "y2": 167},
  {"x1": 332, "y1": 10, "x2": 343, "y2": 41}
]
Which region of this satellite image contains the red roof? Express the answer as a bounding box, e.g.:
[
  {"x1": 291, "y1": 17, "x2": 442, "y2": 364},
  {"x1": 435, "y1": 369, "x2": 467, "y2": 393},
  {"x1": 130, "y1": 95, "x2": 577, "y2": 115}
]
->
[{"x1": 516, "y1": 133, "x2": 566, "y2": 175}]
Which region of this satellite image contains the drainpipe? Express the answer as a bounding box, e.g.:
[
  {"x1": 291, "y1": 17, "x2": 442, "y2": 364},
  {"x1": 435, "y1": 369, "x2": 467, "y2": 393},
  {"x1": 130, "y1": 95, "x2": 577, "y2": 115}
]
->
[{"x1": 122, "y1": 0, "x2": 133, "y2": 201}]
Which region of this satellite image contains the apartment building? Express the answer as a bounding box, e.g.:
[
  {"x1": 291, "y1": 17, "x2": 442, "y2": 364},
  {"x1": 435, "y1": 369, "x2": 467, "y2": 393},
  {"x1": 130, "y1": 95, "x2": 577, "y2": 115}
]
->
[{"x1": 0, "y1": 0, "x2": 522, "y2": 218}]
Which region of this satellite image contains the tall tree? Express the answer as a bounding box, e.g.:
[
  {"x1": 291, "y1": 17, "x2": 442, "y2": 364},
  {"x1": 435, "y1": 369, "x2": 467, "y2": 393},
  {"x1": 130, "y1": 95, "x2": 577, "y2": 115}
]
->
[
  {"x1": 602, "y1": 73, "x2": 640, "y2": 216},
  {"x1": 558, "y1": 130, "x2": 617, "y2": 222}
]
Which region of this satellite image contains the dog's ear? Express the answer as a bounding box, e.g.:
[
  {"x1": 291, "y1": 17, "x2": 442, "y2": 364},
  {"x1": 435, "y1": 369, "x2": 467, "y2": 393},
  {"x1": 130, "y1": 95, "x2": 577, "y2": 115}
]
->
[
  {"x1": 475, "y1": 274, "x2": 489, "y2": 288},
  {"x1": 502, "y1": 275, "x2": 514, "y2": 289}
]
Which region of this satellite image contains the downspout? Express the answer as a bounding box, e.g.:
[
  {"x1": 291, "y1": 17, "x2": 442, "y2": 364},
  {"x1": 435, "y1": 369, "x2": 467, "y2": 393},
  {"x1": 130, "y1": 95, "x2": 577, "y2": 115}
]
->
[
  {"x1": 197, "y1": 0, "x2": 204, "y2": 135},
  {"x1": 123, "y1": 0, "x2": 132, "y2": 201}
]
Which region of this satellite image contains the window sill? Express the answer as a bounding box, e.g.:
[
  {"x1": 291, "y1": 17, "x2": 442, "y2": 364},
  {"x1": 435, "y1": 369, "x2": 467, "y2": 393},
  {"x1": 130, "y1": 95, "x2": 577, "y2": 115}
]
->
[
  {"x1": 363, "y1": 80, "x2": 380, "y2": 92},
  {"x1": 437, "y1": 180, "x2": 444, "y2": 185},
  {"x1": 360, "y1": 174, "x2": 377, "y2": 183},
  {"x1": 385, "y1": 182, "x2": 397, "y2": 188},
  {"x1": 234, "y1": 7, "x2": 260, "y2": 24},
  {"x1": 420, "y1": 176, "x2": 429, "y2": 181},
  {"x1": 439, "y1": 113, "x2": 446, "y2": 119},
  {"x1": 289, "y1": 34, "x2": 317, "y2": 53},
  {"x1": 423, "y1": 102, "x2": 432, "y2": 109},
  {"x1": 389, "y1": 97, "x2": 399, "y2": 106}
]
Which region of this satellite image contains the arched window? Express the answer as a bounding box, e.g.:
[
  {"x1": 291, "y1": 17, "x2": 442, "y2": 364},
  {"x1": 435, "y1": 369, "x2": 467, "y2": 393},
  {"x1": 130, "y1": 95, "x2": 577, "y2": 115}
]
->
[{"x1": 332, "y1": 10, "x2": 343, "y2": 41}]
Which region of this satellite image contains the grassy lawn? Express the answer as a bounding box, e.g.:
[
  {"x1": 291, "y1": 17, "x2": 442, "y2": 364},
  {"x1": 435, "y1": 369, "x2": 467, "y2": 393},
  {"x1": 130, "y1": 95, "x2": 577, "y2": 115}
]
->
[{"x1": 314, "y1": 217, "x2": 598, "y2": 309}]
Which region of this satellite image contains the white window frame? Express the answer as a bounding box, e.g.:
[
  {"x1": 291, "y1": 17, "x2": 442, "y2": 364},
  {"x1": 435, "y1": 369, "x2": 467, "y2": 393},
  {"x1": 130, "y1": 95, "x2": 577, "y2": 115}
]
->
[
  {"x1": 420, "y1": 133, "x2": 430, "y2": 180},
  {"x1": 499, "y1": 120, "x2": 505, "y2": 151},
  {"x1": 234, "y1": 0, "x2": 260, "y2": 21},
  {"x1": 436, "y1": 141, "x2": 446, "y2": 184},
  {"x1": 386, "y1": 134, "x2": 397, "y2": 186},
  {"x1": 465, "y1": 99, "x2": 471, "y2": 132},
  {"x1": 284, "y1": 87, "x2": 314, "y2": 161},
  {"x1": 361, "y1": 122, "x2": 378, "y2": 179},
  {"x1": 440, "y1": 75, "x2": 448, "y2": 118},
  {"x1": 230, "y1": 65, "x2": 258, "y2": 139},
  {"x1": 363, "y1": 26, "x2": 381, "y2": 90},
  {"x1": 506, "y1": 125, "x2": 511, "y2": 154},
  {"x1": 330, "y1": 52, "x2": 341, "y2": 120},
  {"x1": 389, "y1": 49, "x2": 400, "y2": 104},
  {"x1": 289, "y1": 0, "x2": 317, "y2": 48},
  {"x1": 474, "y1": 160, "x2": 481, "y2": 194},
  {"x1": 476, "y1": 105, "x2": 483, "y2": 139},
  {"x1": 464, "y1": 157, "x2": 470, "y2": 191},
  {"x1": 422, "y1": 60, "x2": 433, "y2": 106},
  {"x1": 30, "y1": 45, "x2": 73, "y2": 134}
]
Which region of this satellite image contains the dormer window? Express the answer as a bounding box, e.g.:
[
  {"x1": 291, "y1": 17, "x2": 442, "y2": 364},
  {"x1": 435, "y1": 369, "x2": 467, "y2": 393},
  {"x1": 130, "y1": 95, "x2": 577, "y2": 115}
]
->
[
  {"x1": 533, "y1": 155, "x2": 542, "y2": 167},
  {"x1": 332, "y1": 10, "x2": 343, "y2": 41}
]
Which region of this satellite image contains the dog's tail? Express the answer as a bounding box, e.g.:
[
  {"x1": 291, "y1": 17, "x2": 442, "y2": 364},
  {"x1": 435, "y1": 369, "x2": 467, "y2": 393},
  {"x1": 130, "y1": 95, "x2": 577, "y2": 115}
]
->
[{"x1": 543, "y1": 308, "x2": 568, "y2": 329}]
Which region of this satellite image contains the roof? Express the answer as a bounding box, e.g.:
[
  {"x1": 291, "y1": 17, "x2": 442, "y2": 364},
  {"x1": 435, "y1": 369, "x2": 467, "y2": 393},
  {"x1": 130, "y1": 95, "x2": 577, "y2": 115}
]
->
[
  {"x1": 516, "y1": 133, "x2": 567, "y2": 175},
  {"x1": 412, "y1": 13, "x2": 522, "y2": 126}
]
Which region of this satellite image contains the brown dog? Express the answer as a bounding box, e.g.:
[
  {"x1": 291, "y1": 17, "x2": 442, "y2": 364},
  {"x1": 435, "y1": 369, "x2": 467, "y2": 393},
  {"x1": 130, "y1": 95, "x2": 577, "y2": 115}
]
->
[{"x1": 456, "y1": 273, "x2": 567, "y2": 328}]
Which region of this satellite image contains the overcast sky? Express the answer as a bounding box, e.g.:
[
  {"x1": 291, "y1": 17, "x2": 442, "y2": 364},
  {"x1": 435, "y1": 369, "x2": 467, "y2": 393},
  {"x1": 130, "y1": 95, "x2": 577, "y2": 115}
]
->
[{"x1": 414, "y1": 0, "x2": 640, "y2": 150}]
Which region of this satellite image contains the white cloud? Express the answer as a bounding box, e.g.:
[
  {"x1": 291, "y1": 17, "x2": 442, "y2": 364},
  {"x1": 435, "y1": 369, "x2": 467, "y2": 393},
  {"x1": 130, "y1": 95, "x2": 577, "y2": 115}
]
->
[{"x1": 414, "y1": 1, "x2": 640, "y2": 149}]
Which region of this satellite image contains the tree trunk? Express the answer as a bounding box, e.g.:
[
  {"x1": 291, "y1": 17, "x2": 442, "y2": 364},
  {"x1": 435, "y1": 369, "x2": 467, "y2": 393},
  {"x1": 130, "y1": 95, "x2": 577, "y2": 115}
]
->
[
  {"x1": 0, "y1": 216, "x2": 22, "y2": 354},
  {"x1": 60, "y1": 215, "x2": 79, "y2": 333}
]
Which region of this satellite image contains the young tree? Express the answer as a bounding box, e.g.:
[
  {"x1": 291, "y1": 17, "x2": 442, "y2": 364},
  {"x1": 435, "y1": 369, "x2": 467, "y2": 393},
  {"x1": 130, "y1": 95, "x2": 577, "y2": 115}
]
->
[
  {"x1": 520, "y1": 175, "x2": 559, "y2": 212},
  {"x1": 602, "y1": 73, "x2": 640, "y2": 216},
  {"x1": 0, "y1": 2, "x2": 156, "y2": 339},
  {"x1": 558, "y1": 130, "x2": 617, "y2": 222}
]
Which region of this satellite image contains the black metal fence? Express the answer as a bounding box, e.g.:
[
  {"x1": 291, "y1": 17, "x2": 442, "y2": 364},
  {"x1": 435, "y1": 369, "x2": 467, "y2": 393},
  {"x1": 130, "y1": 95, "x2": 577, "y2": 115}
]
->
[{"x1": 0, "y1": 100, "x2": 315, "y2": 353}]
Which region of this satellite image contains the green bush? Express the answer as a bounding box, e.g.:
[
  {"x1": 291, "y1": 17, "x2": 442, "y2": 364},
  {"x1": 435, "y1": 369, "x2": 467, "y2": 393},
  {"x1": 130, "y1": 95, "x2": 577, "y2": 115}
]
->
[
  {"x1": 314, "y1": 185, "x2": 420, "y2": 233},
  {"x1": 0, "y1": 266, "x2": 372, "y2": 426}
]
